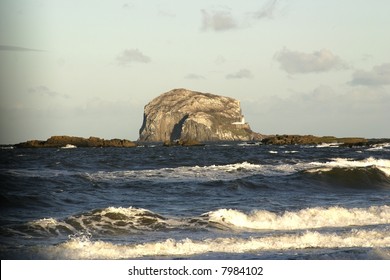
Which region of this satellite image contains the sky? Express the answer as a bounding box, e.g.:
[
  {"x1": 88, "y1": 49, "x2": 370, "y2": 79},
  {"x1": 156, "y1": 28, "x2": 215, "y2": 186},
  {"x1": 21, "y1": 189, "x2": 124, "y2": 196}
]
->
[{"x1": 1, "y1": 0, "x2": 390, "y2": 144}]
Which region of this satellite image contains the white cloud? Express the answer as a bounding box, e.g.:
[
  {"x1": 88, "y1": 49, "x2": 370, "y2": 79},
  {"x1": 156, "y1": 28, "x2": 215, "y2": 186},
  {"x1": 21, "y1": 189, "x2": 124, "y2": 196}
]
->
[
  {"x1": 226, "y1": 69, "x2": 253, "y2": 79},
  {"x1": 350, "y1": 63, "x2": 390, "y2": 86},
  {"x1": 201, "y1": 9, "x2": 237, "y2": 32},
  {"x1": 116, "y1": 49, "x2": 151, "y2": 66},
  {"x1": 274, "y1": 48, "x2": 347, "y2": 74}
]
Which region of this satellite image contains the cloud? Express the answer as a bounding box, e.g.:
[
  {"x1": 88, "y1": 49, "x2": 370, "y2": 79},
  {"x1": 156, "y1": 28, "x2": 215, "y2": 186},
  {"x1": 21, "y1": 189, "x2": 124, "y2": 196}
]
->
[
  {"x1": 28, "y1": 85, "x2": 69, "y2": 98},
  {"x1": 116, "y1": 49, "x2": 151, "y2": 66},
  {"x1": 274, "y1": 48, "x2": 347, "y2": 74},
  {"x1": 226, "y1": 69, "x2": 253, "y2": 79},
  {"x1": 350, "y1": 63, "x2": 390, "y2": 86},
  {"x1": 254, "y1": 0, "x2": 279, "y2": 19},
  {"x1": 185, "y1": 73, "x2": 206, "y2": 80},
  {"x1": 201, "y1": 9, "x2": 237, "y2": 32},
  {"x1": 0, "y1": 45, "x2": 45, "y2": 52}
]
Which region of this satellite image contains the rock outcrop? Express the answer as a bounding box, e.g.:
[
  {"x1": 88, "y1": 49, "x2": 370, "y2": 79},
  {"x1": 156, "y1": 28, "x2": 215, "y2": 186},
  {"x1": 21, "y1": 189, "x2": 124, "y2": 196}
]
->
[
  {"x1": 15, "y1": 136, "x2": 137, "y2": 148},
  {"x1": 138, "y1": 89, "x2": 261, "y2": 142},
  {"x1": 260, "y1": 135, "x2": 368, "y2": 146}
]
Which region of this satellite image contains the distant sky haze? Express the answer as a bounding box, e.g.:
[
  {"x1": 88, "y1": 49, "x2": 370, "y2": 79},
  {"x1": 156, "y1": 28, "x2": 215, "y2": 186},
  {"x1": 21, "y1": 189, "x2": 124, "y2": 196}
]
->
[{"x1": 1, "y1": 0, "x2": 389, "y2": 144}]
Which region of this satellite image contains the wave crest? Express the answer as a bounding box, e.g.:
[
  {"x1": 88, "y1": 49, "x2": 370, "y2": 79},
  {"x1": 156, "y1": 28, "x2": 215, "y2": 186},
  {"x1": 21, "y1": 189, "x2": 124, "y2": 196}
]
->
[
  {"x1": 18, "y1": 205, "x2": 390, "y2": 237},
  {"x1": 23, "y1": 207, "x2": 175, "y2": 237},
  {"x1": 204, "y1": 206, "x2": 390, "y2": 230}
]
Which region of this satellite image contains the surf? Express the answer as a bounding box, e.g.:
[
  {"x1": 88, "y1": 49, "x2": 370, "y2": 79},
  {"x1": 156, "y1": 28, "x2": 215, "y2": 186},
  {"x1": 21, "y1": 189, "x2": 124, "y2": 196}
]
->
[
  {"x1": 8, "y1": 205, "x2": 390, "y2": 238},
  {"x1": 38, "y1": 228, "x2": 390, "y2": 259},
  {"x1": 204, "y1": 205, "x2": 390, "y2": 231}
]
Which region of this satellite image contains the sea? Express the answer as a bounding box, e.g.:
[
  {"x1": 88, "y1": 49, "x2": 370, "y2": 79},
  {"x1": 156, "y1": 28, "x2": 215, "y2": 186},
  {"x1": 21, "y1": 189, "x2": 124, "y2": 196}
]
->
[{"x1": 1, "y1": 141, "x2": 390, "y2": 260}]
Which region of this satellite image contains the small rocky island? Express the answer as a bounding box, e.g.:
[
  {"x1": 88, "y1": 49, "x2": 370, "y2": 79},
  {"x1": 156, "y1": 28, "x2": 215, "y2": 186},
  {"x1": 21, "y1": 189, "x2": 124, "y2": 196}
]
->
[
  {"x1": 138, "y1": 88, "x2": 261, "y2": 143},
  {"x1": 15, "y1": 136, "x2": 137, "y2": 148}
]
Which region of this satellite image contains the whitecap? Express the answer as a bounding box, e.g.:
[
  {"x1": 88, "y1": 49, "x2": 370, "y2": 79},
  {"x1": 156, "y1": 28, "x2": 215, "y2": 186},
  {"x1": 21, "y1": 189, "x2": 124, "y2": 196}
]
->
[
  {"x1": 204, "y1": 205, "x2": 390, "y2": 231},
  {"x1": 309, "y1": 157, "x2": 390, "y2": 177},
  {"x1": 61, "y1": 144, "x2": 77, "y2": 149},
  {"x1": 316, "y1": 143, "x2": 341, "y2": 148},
  {"x1": 40, "y1": 228, "x2": 390, "y2": 259}
]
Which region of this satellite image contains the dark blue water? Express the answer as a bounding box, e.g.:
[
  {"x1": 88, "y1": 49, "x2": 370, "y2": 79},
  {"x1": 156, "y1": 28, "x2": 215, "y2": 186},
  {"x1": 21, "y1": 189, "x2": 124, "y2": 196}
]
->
[{"x1": 1, "y1": 142, "x2": 389, "y2": 259}]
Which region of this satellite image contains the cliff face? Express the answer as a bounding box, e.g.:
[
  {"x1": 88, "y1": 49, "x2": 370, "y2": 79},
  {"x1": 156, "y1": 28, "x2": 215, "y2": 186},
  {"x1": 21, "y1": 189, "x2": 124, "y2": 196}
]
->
[{"x1": 138, "y1": 89, "x2": 260, "y2": 142}]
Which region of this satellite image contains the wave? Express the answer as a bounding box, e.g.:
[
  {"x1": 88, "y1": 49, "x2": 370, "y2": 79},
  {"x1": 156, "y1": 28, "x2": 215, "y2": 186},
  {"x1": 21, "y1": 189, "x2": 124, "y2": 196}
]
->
[
  {"x1": 9, "y1": 205, "x2": 390, "y2": 238},
  {"x1": 86, "y1": 157, "x2": 390, "y2": 181},
  {"x1": 5, "y1": 156, "x2": 389, "y2": 186},
  {"x1": 302, "y1": 166, "x2": 390, "y2": 189},
  {"x1": 307, "y1": 157, "x2": 390, "y2": 176},
  {"x1": 39, "y1": 228, "x2": 390, "y2": 259},
  {"x1": 83, "y1": 157, "x2": 390, "y2": 191},
  {"x1": 367, "y1": 143, "x2": 390, "y2": 151},
  {"x1": 86, "y1": 162, "x2": 270, "y2": 183},
  {"x1": 17, "y1": 207, "x2": 185, "y2": 237},
  {"x1": 204, "y1": 205, "x2": 390, "y2": 230},
  {"x1": 302, "y1": 157, "x2": 390, "y2": 189}
]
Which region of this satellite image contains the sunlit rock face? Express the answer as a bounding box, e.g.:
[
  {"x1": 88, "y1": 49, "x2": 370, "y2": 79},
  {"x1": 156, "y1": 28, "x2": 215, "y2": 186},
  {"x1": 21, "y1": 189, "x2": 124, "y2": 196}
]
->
[{"x1": 138, "y1": 88, "x2": 260, "y2": 142}]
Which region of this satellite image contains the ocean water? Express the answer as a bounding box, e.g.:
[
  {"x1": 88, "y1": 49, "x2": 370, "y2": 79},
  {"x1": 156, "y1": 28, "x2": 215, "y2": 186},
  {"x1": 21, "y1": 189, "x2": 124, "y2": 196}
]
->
[{"x1": 1, "y1": 142, "x2": 389, "y2": 260}]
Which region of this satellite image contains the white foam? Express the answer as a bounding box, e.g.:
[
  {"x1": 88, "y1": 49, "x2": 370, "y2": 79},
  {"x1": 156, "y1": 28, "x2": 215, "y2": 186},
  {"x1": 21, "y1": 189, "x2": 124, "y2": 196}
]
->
[
  {"x1": 284, "y1": 150, "x2": 299, "y2": 154},
  {"x1": 367, "y1": 143, "x2": 390, "y2": 151},
  {"x1": 61, "y1": 144, "x2": 77, "y2": 149},
  {"x1": 28, "y1": 218, "x2": 76, "y2": 235},
  {"x1": 41, "y1": 228, "x2": 390, "y2": 259},
  {"x1": 309, "y1": 157, "x2": 390, "y2": 176},
  {"x1": 26, "y1": 207, "x2": 182, "y2": 236},
  {"x1": 29, "y1": 218, "x2": 59, "y2": 228},
  {"x1": 0, "y1": 146, "x2": 14, "y2": 150},
  {"x1": 316, "y1": 143, "x2": 341, "y2": 148},
  {"x1": 205, "y1": 206, "x2": 390, "y2": 230}
]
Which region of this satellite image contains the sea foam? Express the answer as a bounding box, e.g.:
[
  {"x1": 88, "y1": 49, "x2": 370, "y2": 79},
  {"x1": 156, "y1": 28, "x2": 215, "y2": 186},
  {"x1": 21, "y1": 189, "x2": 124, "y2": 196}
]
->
[
  {"x1": 308, "y1": 157, "x2": 390, "y2": 177},
  {"x1": 40, "y1": 228, "x2": 390, "y2": 259},
  {"x1": 204, "y1": 205, "x2": 390, "y2": 230},
  {"x1": 22, "y1": 205, "x2": 390, "y2": 238}
]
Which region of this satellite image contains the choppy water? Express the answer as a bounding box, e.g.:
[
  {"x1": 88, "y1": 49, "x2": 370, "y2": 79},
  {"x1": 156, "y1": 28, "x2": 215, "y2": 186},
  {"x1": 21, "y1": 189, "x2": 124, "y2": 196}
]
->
[{"x1": 1, "y1": 142, "x2": 389, "y2": 259}]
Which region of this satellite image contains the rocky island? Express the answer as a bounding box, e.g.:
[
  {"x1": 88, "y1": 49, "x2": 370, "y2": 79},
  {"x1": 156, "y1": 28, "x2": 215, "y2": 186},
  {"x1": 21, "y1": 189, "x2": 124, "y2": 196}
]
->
[
  {"x1": 138, "y1": 88, "x2": 261, "y2": 143},
  {"x1": 260, "y1": 135, "x2": 368, "y2": 146},
  {"x1": 15, "y1": 136, "x2": 137, "y2": 148}
]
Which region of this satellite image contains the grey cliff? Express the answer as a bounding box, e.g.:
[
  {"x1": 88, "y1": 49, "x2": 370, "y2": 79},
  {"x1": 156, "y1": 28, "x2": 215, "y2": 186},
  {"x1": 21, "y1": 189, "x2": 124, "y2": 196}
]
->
[{"x1": 138, "y1": 88, "x2": 261, "y2": 142}]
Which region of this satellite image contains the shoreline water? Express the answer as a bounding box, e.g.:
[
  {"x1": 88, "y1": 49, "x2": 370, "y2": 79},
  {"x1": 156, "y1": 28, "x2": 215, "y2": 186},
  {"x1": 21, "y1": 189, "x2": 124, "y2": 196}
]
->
[{"x1": 1, "y1": 140, "x2": 389, "y2": 259}]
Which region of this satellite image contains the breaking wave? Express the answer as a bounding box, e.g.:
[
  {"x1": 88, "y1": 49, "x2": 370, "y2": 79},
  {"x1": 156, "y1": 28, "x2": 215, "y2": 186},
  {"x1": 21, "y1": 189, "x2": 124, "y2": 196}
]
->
[
  {"x1": 39, "y1": 228, "x2": 390, "y2": 259},
  {"x1": 9, "y1": 205, "x2": 390, "y2": 238},
  {"x1": 204, "y1": 205, "x2": 390, "y2": 231},
  {"x1": 302, "y1": 157, "x2": 390, "y2": 189},
  {"x1": 307, "y1": 157, "x2": 390, "y2": 177},
  {"x1": 16, "y1": 207, "x2": 183, "y2": 237}
]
